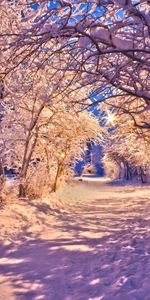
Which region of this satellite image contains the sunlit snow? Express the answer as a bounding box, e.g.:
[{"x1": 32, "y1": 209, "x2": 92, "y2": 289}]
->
[{"x1": 0, "y1": 177, "x2": 150, "y2": 299}]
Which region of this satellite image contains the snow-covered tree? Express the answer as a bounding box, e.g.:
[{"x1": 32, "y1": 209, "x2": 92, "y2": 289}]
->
[
  {"x1": 1, "y1": 1, "x2": 149, "y2": 114},
  {"x1": 1, "y1": 0, "x2": 150, "y2": 190},
  {"x1": 102, "y1": 107, "x2": 150, "y2": 182},
  {"x1": 1, "y1": 65, "x2": 101, "y2": 197}
]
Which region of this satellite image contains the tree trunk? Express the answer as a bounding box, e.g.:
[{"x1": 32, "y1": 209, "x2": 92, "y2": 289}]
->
[
  {"x1": 18, "y1": 182, "x2": 27, "y2": 198},
  {"x1": 53, "y1": 163, "x2": 61, "y2": 192},
  {"x1": 0, "y1": 158, "x2": 5, "y2": 191},
  {"x1": 140, "y1": 168, "x2": 147, "y2": 184}
]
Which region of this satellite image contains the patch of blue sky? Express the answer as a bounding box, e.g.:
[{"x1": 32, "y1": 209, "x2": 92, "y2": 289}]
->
[
  {"x1": 88, "y1": 94, "x2": 104, "y2": 117},
  {"x1": 89, "y1": 6, "x2": 106, "y2": 18},
  {"x1": 116, "y1": 8, "x2": 125, "y2": 20},
  {"x1": 69, "y1": 15, "x2": 85, "y2": 24},
  {"x1": 47, "y1": 0, "x2": 60, "y2": 10},
  {"x1": 26, "y1": 0, "x2": 60, "y2": 11},
  {"x1": 26, "y1": 1, "x2": 106, "y2": 26},
  {"x1": 68, "y1": 3, "x2": 105, "y2": 24},
  {"x1": 75, "y1": 3, "x2": 89, "y2": 12},
  {"x1": 90, "y1": 87, "x2": 111, "y2": 103},
  {"x1": 29, "y1": 2, "x2": 39, "y2": 10}
]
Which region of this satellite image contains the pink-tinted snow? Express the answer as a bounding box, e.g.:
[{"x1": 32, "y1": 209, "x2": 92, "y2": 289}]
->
[{"x1": 0, "y1": 177, "x2": 150, "y2": 300}]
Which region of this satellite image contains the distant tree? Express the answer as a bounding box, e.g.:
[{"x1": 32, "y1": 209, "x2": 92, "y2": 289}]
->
[{"x1": 102, "y1": 108, "x2": 150, "y2": 182}]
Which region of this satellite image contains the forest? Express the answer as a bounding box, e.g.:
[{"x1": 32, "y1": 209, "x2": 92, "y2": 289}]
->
[
  {"x1": 0, "y1": 2, "x2": 150, "y2": 299},
  {"x1": 0, "y1": 0, "x2": 150, "y2": 200}
]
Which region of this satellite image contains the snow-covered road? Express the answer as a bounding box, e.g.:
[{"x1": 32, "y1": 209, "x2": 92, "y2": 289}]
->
[{"x1": 1, "y1": 177, "x2": 150, "y2": 300}]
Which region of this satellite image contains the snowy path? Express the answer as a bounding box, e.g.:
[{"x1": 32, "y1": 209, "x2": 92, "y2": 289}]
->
[{"x1": 1, "y1": 178, "x2": 150, "y2": 300}]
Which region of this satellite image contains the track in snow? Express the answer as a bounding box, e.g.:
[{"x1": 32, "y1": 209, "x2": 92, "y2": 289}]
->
[{"x1": 0, "y1": 177, "x2": 150, "y2": 300}]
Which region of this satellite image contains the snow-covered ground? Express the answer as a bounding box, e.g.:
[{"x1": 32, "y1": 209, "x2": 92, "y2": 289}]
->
[{"x1": 1, "y1": 177, "x2": 150, "y2": 300}]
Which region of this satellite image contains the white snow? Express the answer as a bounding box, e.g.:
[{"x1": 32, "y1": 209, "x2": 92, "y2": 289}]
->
[{"x1": 0, "y1": 177, "x2": 150, "y2": 300}]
